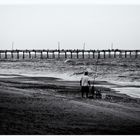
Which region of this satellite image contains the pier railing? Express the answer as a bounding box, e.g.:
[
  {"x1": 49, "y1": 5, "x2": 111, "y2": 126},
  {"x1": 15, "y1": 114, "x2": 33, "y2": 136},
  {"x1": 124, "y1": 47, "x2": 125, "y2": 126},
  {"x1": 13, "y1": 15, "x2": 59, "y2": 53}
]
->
[{"x1": 0, "y1": 49, "x2": 139, "y2": 59}]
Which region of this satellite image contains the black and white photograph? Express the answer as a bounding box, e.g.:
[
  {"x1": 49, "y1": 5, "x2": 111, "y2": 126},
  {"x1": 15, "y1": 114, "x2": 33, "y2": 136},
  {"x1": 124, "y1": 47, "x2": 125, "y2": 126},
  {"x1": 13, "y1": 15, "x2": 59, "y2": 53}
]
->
[{"x1": 0, "y1": 0, "x2": 140, "y2": 135}]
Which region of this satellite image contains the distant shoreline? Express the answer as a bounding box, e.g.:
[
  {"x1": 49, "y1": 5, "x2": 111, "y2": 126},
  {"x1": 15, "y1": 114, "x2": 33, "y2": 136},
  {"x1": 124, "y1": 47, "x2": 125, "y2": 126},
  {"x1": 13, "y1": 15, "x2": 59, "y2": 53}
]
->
[{"x1": 0, "y1": 74, "x2": 140, "y2": 100}]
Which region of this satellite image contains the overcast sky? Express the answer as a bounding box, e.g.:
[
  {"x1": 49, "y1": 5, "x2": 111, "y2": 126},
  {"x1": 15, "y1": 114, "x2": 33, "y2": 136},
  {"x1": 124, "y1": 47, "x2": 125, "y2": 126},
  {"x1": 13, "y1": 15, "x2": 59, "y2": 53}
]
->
[{"x1": 0, "y1": 4, "x2": 140, "y2": 50}]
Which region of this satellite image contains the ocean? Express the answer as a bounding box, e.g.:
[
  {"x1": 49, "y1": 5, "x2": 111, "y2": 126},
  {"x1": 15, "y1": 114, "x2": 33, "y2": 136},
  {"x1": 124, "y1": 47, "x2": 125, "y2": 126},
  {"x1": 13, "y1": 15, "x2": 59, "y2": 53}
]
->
[{"x1": 0, "y1": 57, "x2": 140, "y2": 98}]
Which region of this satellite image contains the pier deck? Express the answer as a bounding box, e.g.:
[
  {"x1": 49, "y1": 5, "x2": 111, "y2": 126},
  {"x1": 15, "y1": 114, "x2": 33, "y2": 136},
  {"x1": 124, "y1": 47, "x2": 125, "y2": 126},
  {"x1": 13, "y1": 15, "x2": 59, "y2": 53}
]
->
[{"x1": 0, "y1": 49, "x2": 140, "y2": 59}]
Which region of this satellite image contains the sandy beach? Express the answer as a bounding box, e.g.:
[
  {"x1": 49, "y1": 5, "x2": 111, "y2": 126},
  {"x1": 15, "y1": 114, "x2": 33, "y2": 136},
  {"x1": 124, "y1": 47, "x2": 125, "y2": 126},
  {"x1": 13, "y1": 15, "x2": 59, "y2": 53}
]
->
[{"x1": 0, "y1": 75, "x2": 140, "y2": 135}]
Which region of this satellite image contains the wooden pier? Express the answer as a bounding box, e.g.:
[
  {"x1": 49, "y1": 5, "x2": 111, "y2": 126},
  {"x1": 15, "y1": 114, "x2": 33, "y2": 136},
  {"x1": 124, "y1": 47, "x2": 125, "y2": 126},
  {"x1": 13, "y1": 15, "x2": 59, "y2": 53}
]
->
[{"x1": 0, "y1": 49, "x2": 140, "y2": 59}]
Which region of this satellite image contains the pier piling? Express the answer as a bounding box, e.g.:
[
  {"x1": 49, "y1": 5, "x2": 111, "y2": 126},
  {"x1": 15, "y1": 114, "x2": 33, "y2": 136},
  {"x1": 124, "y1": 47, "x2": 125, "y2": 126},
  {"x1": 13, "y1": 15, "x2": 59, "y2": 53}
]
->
[
  {"x1": 82, "y1": 51, "x2": 84, "y2": 59},
  {"x1": 135, "y1": 50, "x2": 138, "y2": 58},
  {"x1": 5, "y1": 51, "x2": 7, "y2": 59},
  {"x1": 17, "y1": 51, "x2": 19, "y2": 59},
  {"x1": 65, "y1": 51, "x2": 67, "y2": 59},
  {"x1": 47, "y1": 51, "x2": 49, "y2": 59}
]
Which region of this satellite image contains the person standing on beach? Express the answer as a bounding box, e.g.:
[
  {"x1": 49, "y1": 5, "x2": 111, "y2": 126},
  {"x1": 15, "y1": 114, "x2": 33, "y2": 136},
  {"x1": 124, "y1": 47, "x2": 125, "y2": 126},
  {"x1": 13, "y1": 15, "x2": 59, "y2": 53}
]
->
[{"x1": 80, "y1": 71, "x2": 90, "y2": 98}]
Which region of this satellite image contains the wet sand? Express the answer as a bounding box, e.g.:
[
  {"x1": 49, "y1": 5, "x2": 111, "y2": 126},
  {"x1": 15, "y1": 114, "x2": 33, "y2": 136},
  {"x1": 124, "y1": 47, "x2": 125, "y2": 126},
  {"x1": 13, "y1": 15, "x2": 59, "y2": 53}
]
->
[{"x1": 0, "y1": 76, "x2": 140, "y2": 135}]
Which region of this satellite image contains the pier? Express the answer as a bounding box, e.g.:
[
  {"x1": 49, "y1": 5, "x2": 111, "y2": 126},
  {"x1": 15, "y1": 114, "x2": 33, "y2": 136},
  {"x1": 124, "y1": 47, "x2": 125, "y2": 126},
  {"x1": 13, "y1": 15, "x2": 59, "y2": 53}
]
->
[{"x1": 0, "y1": 49, "x2": 140, "y2": 59}]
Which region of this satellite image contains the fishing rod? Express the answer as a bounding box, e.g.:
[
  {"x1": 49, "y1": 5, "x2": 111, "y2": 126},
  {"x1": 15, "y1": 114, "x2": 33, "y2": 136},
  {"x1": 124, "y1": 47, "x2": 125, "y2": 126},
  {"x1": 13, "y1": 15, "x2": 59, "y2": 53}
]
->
[{"x1": 93, "y1": 55, "x2": 99, "y2": 83}]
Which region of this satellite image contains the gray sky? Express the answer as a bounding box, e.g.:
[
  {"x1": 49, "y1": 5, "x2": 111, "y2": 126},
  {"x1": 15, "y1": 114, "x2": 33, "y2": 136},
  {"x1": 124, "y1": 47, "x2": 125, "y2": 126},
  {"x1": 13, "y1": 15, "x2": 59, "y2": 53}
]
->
[{"x1": 0, "y1": 4, "x2": 140, "y2": 50}]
